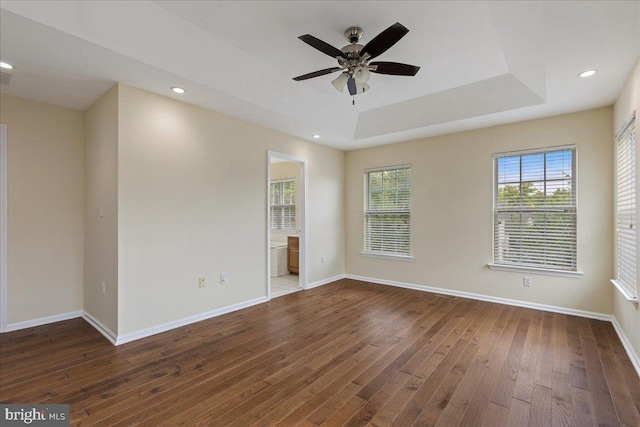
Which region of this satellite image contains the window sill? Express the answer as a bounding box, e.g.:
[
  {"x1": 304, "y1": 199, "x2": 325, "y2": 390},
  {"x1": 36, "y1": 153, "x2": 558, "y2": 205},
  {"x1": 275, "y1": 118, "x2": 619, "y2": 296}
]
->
[
  {"x1": 610, "y1": 280, "x2": 639, "y2": 304},
  {"x1": 487, "y1": 263, "x2": 584, "y2": 278},
  {"x1": 361, "y1": 252, "x2": 414, "y2": 262}
]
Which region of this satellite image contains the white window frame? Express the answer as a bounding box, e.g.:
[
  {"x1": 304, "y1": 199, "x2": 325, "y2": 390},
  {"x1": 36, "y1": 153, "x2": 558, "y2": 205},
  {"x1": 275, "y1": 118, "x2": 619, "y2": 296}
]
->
[
  {"x1": 269, "y1": 178, "x2": 296, "y2": 232},
  {"x1": 489, "y1": 145, "x2": 583, "y2": 277},
  {"x1": 362, "y1": 164, "x2": 413, "y2": 261},
  {"x1": 611, "y1": 112, "x2": 638, "y2": 303}
]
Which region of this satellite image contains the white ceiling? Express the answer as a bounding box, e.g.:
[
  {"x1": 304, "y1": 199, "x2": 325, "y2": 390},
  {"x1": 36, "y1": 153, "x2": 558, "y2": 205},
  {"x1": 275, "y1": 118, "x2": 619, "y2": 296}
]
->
[{"x1": 0, "y1": 1, "x2": 638, "y2": 150}]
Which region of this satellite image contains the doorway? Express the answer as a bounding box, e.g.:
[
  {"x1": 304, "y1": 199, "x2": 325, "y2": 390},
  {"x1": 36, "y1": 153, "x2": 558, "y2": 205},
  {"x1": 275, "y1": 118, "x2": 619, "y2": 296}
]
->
[{"x1": 267, "y1": 151, "x2": 306, "y2": 299}]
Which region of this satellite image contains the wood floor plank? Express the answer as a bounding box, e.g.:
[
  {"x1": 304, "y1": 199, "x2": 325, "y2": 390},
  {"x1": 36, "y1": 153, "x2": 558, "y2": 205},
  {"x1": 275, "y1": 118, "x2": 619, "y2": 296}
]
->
[
  {"x1": 491, "y1": 316, "x2": 530, "y2": 407},
  {"x1": 507, "y1": 398, "x2": 530, "y2": 427},
  {"x1": 343, "y1": 369, "x2": 410, "y2": 426},
  {"x1": 580, "y1": 333, "x2": 620, "y2": 427},
  {"x1": 413, "y1": 338, "x2": 481, "y2": 426},
  {"x1": 570, "y1": 386, "x2": 597, "y2": 427},
  {"x1": 513, "y1": 315, "x2": 541, "y2": 403},
  {"x1": 0, "y1": 279, "x2": 638, "y2": 426},
  {"x1": 433, "y1": 304, "x2": 509, "y2": 427},
  {"x1": 529, "y1": 384, "x2": 552, "y2": 427},
  {"x1": 564, "y1": 315, "x2": 584, "y2": 369},
  {"x1": 534, "y1": 313, "x2": 553, "y2": 389},
  {"x1": 459, "y1": 307, "x2": 521, "y2": 426},
  {"x1": 318, "y1": 395, "x2": 367, "y2": 427},
  {"x1": 551, "y1": 397, "x2": 571, "y2": 427},
  {"x1": 552, "y1": 314, "x2": 570, "y2": 375},
  {"x1": 481, "y1": 402, "x2": 509, "y2": 427},
  {"x1": 551, "y1": 371, "x2": 571, "y2": 403}
]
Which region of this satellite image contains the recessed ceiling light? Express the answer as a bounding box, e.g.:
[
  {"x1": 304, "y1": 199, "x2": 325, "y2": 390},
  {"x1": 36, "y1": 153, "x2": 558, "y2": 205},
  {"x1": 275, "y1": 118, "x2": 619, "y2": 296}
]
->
[
  {"x1": 578, "y1": 69, "x2": 597, "y2": 78},
  {"x1": 171, "y1": 87, "x2": 186, "y2": 94},
  {"x1": 312, "y1": 134, "x2": 320, "y2": 139},
  {"x1": 0, "y1": 61, "x2": 14, "y2": 70}
]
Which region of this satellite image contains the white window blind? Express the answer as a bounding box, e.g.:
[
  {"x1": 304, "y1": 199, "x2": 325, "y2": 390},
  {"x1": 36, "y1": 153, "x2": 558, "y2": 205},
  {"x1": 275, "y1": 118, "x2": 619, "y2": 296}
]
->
[
  {"x1": 494, "y1": 146, "x2": 577, "y2": 271},
  {"x1": 613, "y1": 114, "x2": 637, "y2": 300},
  {"x1": 364, "y1": 165, "x2": 411, "y2": 256},
  {"x1": 270, "y1": 179, "x2": 296, "y2": 231}
]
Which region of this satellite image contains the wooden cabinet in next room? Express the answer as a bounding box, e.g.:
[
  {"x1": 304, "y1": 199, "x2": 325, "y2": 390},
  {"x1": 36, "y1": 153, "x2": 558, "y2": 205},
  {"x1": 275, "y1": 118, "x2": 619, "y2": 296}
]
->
[{"x1": 288, "y1": 236, "x2": 299, "y2": 275}]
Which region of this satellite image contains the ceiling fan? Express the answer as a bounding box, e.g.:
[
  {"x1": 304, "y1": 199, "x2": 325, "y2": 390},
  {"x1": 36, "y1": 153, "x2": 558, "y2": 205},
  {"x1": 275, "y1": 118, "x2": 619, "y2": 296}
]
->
[{"x1": 292, "y1": 22, "x2": 420, "y2": 97}]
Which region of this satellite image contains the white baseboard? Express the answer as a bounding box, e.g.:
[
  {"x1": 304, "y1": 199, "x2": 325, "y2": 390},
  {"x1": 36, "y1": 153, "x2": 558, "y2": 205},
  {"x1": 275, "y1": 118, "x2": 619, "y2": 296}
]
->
[
  {"x1": 82, "y1": 311, "x2": 117, "y2": 345},
  {"x1": 346, "y1": 274, "x2": 640, "y2": 378},
  {"x1": 610, "y1": 317, "x2": 640, "y2": 378},
  {"x1": 114, "y1": 296, "x2": 269, "y2": 345},
  {"x1": 307, "y1": 274, "x2": 346, "y2": 289},
  {"x1": 346, "y1": 274, "x2": 612, "y2": 321},
  {"x1": 5, "y1": 310, "x2": 82, "y2": 332}
]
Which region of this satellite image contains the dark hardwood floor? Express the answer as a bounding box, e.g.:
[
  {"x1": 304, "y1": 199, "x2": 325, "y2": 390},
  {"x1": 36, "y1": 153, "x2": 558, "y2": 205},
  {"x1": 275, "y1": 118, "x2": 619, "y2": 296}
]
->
[{"x1": 1, "y1": 279, "x2": 639, "y2": 426}]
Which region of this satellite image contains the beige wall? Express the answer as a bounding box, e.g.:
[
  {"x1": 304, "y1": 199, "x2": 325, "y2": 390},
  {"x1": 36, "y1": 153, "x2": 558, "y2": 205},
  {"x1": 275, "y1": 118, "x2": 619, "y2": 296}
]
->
[
  {"x1": 613, "y1": 58, "x2": 640, "y2": 358},
  {"x1": 346, "y1": 107, "x2": 613, "y2": 315},
  {"x1": 116, "y1": 85, "x2": 345, "y2": 335},
  {"x1": 0, "y1": 94, "x2": 84, "y2": 323},
  {"x1": 3, "y1": 78, "x2": 631, "y2": 359},
  {"x1": 84, "y1": 85, "x2": 119, "y2": 333}
]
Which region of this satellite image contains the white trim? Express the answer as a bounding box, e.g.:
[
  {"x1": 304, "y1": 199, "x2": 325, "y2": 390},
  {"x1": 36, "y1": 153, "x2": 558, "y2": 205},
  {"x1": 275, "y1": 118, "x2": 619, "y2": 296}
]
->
[
  {"x1": 615, "y1": 110, "x2": 636, "y2": 140},
  {"x1": 364, "y1": 163, "x2": 411, "y2": 173},
  {"x1": 0, "y1": 124, "x2": 7, "y2": 332},
  {"x1": 271, "y1": 287, "x2": 302, "y2": 298},
  {"x1": 610, "y1": 316, "x2": 640, "y2": 378},
  {"x1": 307, "y1": 274, "x2": 346, "y2": 289},
  {"x1": 4, "y1": 310, "x2": 83, "y2": 332},
  {"x1": 345, "y1": 274, "x2": 611, "y2": 321},
  {"x1": 82, "y1": 311, "x2": 117, "y2": 345},
  {"x1": 493, "y1": 144, "x2": 577, "y2": 159},
  {"x1": 610, "y1": 279, "x2": 639, "y2": 304},
  {"x1": 488, "y1": 263, "x2": 584, "y2": 278},
  {"x1": 114, "y1": 296, "x2": 268, "y2": 345},
  {"x1": 361, "y1": 252, "x2": 414, "y2": 262}
]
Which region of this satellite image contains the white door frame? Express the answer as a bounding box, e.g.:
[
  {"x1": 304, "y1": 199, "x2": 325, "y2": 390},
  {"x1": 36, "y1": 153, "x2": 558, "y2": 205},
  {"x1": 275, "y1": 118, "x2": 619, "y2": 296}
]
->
[
  {"x1": 267, "y1": 151, "x2": 308, "y2": 300},
  {"x1": 1, "y1": 124, "x2": 7, "y2": 332}
]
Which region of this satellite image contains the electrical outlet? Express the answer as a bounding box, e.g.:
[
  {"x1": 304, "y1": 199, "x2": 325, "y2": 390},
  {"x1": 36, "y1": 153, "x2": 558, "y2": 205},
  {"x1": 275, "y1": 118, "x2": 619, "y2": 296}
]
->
[
  {"x1": 101, "y1": 282, "x2": 106, "y2": 295},
  {"x1": 321, "y1": 256, "x2": 324, "y2": 263},
  {"x1": 523, "y1": 276, "x2": 532, "y2": 287},
  {"x1": 220, "y1": 274, "x2": 227, "y2": 284},
  {"x1": 198, "y1": 277, "x2": 206, "y2": 288}
]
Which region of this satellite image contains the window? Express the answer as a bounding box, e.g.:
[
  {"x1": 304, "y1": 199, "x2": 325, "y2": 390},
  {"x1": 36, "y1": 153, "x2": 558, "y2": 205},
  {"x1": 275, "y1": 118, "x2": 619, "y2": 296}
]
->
[
  {"x1": 270, "y1": 179, "x2": 296, "y2": 231},
  {"x1": 493, "y1": 146, "x2": 577, "y2": 273},
  {"x1": 612, "y1": 113, "x2": 638, "y2": 301},
  {"x1": 364, "y1": 165, "x2": 411, "y2": 258}
]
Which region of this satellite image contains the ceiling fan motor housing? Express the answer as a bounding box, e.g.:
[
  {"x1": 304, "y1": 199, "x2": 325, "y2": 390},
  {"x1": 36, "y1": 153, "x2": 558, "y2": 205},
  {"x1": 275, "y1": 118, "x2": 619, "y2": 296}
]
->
[{"x1": 344, "y1": 26, "x2": 364, "y2": 44}]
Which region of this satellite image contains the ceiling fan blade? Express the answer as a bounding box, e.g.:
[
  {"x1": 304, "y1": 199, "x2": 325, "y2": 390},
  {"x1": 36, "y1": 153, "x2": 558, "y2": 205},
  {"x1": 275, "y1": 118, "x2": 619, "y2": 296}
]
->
[
  {"x1": 369, "y1": 61, "x2": 420, "y2": 76},
  {"x1": 359, "y1": 22, "x2": 409, "y2": 60},
  {"x1": 292, "y1": 67, "x2": 342, "y2": 81},
  {"x1": 298, "y1": 34, "x2": 347, "y2": 59},
  {"x1": 347, "y1": 75, "x2": 357, "y2": 95}
]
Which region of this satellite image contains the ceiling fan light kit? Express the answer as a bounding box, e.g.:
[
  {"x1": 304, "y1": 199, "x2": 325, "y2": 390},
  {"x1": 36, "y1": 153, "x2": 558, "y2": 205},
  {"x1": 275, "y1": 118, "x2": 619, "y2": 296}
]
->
[{"x1": 293, "y1": 22, "x2": 420, "y2": 100}]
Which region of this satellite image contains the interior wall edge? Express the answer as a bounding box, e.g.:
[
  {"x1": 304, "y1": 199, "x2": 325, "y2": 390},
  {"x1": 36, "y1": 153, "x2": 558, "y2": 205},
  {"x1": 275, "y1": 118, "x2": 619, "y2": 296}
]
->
[
  {"x1": 81, "y1": 310, "x2": 117, "y2": 345},
  {"x1": 307, "y1": 274, "x2": 347, "y2": 289}
]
